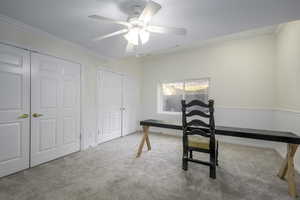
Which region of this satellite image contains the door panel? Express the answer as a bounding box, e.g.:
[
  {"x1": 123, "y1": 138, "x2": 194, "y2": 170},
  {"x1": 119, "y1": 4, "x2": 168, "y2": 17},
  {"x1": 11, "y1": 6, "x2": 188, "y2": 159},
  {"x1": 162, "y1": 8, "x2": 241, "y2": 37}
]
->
[
  {"x1": 40, "y1": 77, "x2": 58, "y2": 108},
  {"x1": 123, "y1": 77, "x2": 140, "y2": 136},
  {"x1": 0, "y1": 123, "x2": 21, "y2": 161},
  {"x1": 63, "y1": 117, "x2": 76, "y2": 144},
  {"x1": 39, "y1": 119, "x2": 57, "y2": 151},
  {"x1": 97, "y1": 70, "x2": 122, "y2": 143},
  {"x1": 0, "y1": 44, "x2": 30, "y2": 177},
  {"x1": 63, "y1": 80, "x2": 75, "y2": 107},
  {"x1": 31, "y1": 53, "x2": 80, "y2": 167},
  {"x1": 0, "y1": 72, "x2": 22, "y2": 109}
]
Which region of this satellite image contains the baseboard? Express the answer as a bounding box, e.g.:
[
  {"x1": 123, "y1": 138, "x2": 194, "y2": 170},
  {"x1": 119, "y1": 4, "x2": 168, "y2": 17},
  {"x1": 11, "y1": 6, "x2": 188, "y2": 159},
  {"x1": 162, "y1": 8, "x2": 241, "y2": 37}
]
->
[{"x1": 156, "y1": 131, "x2": 277, "y2": 149}]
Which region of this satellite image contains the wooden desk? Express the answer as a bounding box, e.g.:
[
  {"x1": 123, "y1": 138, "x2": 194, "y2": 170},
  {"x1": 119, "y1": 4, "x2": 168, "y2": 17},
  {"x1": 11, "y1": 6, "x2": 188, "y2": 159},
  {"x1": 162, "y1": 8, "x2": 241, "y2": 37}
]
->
[{"x1": 137, "y1": 119, "x2": 300, "y2": 198}]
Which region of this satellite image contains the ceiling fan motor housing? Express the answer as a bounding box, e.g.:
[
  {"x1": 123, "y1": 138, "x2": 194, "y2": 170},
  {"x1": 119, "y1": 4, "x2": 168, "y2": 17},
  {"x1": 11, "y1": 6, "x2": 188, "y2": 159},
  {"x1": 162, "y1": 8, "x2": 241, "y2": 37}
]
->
[
  {"x1": 128, "y1": 17, "x2": 145, "y2": 29},
  {"x1": 132, "y1": 5, "x2": 142, "y2": 16}
]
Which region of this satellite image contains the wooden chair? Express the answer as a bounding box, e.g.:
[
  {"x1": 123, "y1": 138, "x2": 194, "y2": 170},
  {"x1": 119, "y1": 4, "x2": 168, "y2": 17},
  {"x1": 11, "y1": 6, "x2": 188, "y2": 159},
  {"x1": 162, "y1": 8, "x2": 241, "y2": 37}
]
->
[{"x1": 181, "y1": 99, "x2": 219, "y2": 179}]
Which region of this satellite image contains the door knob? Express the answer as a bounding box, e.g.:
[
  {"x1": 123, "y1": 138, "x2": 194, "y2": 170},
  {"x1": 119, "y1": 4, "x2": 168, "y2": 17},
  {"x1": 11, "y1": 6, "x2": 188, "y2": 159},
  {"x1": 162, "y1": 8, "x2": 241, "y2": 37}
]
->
[
  {"x1": 18, "y1": 114, "x2": 29, "y2": 119},
  {"x1": 32, "y1": 113, "x2": 43, "y2": 118}
]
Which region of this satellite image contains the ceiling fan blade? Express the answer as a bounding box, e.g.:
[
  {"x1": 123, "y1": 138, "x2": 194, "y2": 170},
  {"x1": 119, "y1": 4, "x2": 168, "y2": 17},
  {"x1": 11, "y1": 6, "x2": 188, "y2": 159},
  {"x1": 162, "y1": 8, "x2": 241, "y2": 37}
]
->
[
  {"x1": 93, "y1": 29, "x2": 128, "y2": 41},
  {"x1": 139, "y1": 1, "x2": 161, "y2": 23},
  {"x1": 147, "y1": 25, "x2": 187, "y2": 35},
  {"x1": 88, "y1": 15, "x2": 131, "y2": 27}
]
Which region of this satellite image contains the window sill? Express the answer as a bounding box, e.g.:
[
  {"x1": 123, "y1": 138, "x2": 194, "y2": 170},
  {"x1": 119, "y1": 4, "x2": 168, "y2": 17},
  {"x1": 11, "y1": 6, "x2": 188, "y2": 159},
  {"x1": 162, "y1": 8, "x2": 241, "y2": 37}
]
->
[{"x1": 157, "y1": 111, "x2": 181, "y2": 115}]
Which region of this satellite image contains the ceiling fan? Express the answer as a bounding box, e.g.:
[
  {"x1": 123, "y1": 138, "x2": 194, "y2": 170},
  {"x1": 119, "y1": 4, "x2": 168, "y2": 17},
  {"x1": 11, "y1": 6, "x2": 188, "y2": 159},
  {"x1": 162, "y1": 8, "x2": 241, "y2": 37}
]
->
[{"x1": 88, "y1": 0, "x2": 187, "y2": 53}]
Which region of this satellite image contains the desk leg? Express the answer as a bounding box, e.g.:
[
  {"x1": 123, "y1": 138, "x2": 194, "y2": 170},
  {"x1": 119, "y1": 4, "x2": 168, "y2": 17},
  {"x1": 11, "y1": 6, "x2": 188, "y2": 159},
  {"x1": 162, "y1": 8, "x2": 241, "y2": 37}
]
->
[
  {"x1": 136, "y1": 126, "x2": 151, "y2": 158},
  {"x1": 278, "y1": 143, "x2": 298, "y2": 198}
]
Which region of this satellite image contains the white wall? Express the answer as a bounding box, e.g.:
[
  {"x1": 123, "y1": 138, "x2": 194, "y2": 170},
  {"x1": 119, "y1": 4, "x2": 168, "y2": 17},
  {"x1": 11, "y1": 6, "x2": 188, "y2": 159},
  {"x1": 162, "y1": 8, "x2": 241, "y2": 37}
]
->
[
  {"x1": 141, "y1": 33, "x2": 277, "y2": 147},
  {"x1": 0, "y1": 15, "x2": 142, "y2": 149},
  {"x1": 276, "y1": 22, "x2": 300, "y2": 111},
  {"x1": 274, "y1": 21, "x2": 300, "y2": 168},
  {"x1": 140, "y1": 21, "x2": 300, "y2": 169},
  {"x1": 142, "y1": 34, "x2": 276, "y2": 110}
]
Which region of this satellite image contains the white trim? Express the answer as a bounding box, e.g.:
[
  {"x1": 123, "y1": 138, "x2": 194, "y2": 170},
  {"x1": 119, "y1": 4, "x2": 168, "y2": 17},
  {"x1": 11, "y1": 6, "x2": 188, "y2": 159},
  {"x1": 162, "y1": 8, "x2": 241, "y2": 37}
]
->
[
  {"x1": 156, "y1": 107, "x2": 276, "y2": 116},
  {"x1": 215, "y1": 106, "x2": 276, "y2": 111},
  {"x1": 143, "y1": 25, "x2": 277, "y2": 58},
  {"x1": 96, "y1": 66, "x2": 133, "y2": 77},
  {"x1": 159, "y1": 105, "x2": 300, "y2": 114},
  {"x1": 155, "y1": 107, "x2": 277, "y2": 119},
  {"x1": 80, "y1": 65, "x2": 85, "y2": 150},
  {"x1": 273, "y1": 108, "x2": 300, "y2": 114},
  {"x1": 96, "y1": 70, "x2": 101, "y2": 145},
  {"x1": 216, "y1": 106, "x2": 300, "y2": 114},
  {"x1": 158, "y1": 77, "x2": 211, "y2": 86},
  {"x1": 158, "y1": 111, "x2": 181, "y2": 115},
  {"x1": 0, "y1": 41, "x2": 83, "y2": 67},
  {"x1": 97, "y1": 66, "x2": 125, "y2": 76}
]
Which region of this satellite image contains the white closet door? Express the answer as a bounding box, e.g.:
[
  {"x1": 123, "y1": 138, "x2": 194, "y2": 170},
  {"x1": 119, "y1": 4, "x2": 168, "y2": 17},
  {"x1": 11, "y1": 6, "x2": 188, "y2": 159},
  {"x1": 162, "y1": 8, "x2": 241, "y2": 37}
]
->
[
  {"x1": 0, "y1": 44, "x2": 30, "y2": 177},
  {"x1": 97, "y1": 70, "x2": 122, "y2": 143},
  {"x1": 123, "y1": 76, "x2": 140, "y2": 136},
  {"x1": 31, "y1": 53, "x2": 80, "y2": 167}
]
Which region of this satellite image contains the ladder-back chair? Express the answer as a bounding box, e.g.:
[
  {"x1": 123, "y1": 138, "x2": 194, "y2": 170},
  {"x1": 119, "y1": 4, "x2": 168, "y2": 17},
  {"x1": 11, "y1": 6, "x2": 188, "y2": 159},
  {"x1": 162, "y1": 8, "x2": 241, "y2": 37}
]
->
[{"x1": 181, "y1": 99, "x2": 219, "y2": 179}]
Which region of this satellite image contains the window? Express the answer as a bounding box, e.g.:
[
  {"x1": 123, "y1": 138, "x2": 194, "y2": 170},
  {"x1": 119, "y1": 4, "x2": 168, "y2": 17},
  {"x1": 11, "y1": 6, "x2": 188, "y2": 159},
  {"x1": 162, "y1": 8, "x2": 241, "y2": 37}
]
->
[{"x1": 158, "y1": 78, "x2": 210, "y2": 114}]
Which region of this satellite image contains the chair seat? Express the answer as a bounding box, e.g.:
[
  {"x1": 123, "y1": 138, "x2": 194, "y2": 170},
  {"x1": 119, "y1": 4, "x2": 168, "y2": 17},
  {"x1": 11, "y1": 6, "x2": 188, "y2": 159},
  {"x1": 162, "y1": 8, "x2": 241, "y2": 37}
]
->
[{"x1": 188, "y1": 136, "x2": 210, "y2": 149}]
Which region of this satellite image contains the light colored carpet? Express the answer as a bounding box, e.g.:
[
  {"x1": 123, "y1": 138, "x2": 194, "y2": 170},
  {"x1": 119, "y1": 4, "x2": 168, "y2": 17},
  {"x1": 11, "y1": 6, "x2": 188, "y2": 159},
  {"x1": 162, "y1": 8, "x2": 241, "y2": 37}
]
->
[{"x1": 0, "y1": 132, "x2": 298, "y2": 200}]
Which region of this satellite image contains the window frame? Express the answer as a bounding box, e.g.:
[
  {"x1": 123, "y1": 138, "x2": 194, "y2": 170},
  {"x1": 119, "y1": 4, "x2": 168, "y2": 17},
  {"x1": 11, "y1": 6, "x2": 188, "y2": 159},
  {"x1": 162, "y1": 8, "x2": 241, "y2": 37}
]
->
[{"x1": 157, "y1": 78, "x2": 211, "y2": 115}]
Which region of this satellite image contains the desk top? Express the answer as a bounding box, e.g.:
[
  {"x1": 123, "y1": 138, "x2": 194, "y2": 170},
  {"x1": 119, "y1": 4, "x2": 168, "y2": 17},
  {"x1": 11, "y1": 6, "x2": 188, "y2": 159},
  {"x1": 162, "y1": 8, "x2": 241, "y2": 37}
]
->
[{"x1": 140, "y1": 119, "x2": 300, "y2": 144}]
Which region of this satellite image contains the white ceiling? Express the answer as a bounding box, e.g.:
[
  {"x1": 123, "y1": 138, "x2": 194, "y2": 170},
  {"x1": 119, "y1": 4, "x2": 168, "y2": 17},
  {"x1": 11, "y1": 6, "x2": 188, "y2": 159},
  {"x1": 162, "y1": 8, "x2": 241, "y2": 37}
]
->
[{"x1": 0, "y1": 0, "x2": 300, "y2": 60}]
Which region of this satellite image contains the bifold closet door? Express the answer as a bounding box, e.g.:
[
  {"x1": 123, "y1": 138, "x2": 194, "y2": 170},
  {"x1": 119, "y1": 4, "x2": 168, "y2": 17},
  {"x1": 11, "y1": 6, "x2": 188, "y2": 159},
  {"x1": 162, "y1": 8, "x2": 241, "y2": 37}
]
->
[
  {"x1": 31, "y1": 53, "x2": 80, "y2": 167},
  {"x1": 97, "y1": 70, "x2": 122, "y2": 143},
  {"x1": 122, "y1": 77, "x2": 140, "y2": 136},
  {"x1": 0, "y1": 44, "x2": 30, "y2": 177}
]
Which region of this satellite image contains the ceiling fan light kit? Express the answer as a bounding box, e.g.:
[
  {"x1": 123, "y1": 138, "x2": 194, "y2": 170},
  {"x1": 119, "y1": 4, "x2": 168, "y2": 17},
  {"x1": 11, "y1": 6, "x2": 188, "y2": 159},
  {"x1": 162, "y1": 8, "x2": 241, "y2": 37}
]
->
[
  {"x1": 88, "y1": 0, "x2": 187, "y2": 53},
  {"x1": 124, "y1": 27, "x2": 149, "y2": 45}
]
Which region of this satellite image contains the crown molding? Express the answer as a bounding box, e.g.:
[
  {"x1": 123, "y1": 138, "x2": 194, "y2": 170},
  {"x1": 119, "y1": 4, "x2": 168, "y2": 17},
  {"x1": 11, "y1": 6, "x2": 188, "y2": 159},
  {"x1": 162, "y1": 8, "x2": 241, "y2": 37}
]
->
[
  {"x1": 0, "y1": 14, "x2": 110, "y2": 62},
  {"x1": 144, "y1": 25, "x2": 278, "y2": 59}
]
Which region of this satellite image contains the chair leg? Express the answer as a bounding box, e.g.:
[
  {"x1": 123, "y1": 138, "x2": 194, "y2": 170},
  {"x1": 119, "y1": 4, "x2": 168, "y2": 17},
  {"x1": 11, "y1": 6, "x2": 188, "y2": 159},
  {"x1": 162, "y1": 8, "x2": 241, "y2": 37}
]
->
[
  {"x1": 216, "y1": 142, "x2": 219, "y2": 166},
  {"x1": 182, "y1": 157, "x2": 188, "y2": 171},
  {"x1": 182, "y1": 148, "x2": 188, "y2": 171},
  {"x1": 210, "y1": 165, "x2": 216, "y2": 179},
  {"x1": 209, "y1": 142, "x2": 217, "y2": 179},
  {"x1": 182, "y1": 135, "x2": 188, "y2": 171},
  {"x1": 189, "y1": 150, "x2": 193, "y2": 159}
]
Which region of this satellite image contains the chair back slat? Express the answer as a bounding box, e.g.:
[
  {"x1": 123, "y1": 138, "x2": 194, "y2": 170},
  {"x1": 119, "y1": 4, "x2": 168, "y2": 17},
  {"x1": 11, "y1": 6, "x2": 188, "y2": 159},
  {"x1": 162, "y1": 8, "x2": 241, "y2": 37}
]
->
[
  {"x1": 187, "y1": 129, "x2": 210, "y2": 137},
  {"x1": 181, "y1": 99, "x2": 215, "y2": 137},
  {"x1": 186, "y1": 110, "x2": 210, "y2": 118},
  {"x1": 187, "y1": 119, "x2": 210, "y2": 128},
  {"x1": 186, "y1": 100, "x2": 209, "y2": 108}
]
